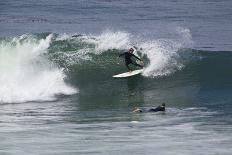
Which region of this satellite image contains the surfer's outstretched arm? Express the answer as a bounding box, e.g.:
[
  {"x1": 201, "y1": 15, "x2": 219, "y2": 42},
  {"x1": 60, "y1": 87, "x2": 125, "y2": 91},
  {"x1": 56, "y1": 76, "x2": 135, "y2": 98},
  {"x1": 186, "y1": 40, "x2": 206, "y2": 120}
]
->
[
  {"x1": 132, "y1": 54, "x2": 142, "y2": 61},
  {"x1": 131, "y1": 54, "x2": 143, "y2": 68},
  {"x1": 131, "y1": 61, "x2": 143, "y2": 68}
]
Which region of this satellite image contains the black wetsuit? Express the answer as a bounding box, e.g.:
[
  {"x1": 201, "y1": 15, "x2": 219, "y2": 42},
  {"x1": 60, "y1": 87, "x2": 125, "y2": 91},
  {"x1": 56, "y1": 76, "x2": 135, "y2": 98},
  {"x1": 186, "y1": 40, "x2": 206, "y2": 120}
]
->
[
  {"x1": 133, "y1": 105, "x2": 165, "y2": 113},
  {"x1": 148, "y1": 106, "x2": 165, "y2": 112},
  {"x1": 119, "y1": 52, "x2": 143, "y2": 70}
]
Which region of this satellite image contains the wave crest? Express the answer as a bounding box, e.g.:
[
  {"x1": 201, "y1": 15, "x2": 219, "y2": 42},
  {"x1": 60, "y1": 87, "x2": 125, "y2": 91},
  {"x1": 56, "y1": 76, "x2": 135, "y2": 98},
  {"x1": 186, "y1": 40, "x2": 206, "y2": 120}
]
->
[{"x1": 0, "y1": 34, "x2": 77, "y2": 103}]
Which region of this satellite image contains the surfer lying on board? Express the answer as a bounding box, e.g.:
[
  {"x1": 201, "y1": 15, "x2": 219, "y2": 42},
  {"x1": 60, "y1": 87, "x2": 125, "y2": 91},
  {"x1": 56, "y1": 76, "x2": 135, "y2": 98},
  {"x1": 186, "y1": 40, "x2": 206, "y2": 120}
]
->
[
  {"x1": 133, "y1": 103, "x2": 166, "y2": 113},
  {"x1": 119, "y1": 48, "x2": 143, "y2": 72}
]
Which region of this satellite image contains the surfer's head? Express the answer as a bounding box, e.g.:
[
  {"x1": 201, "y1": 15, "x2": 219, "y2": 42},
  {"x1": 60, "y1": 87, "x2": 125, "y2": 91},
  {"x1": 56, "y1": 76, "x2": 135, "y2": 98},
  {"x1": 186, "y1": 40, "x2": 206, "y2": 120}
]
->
[
  {"x1": 129, "y1": 48, "x2": 134, "y2": 53},
  {"x1": 162, "y1": 103, "x2": 166, "y2": 107}
]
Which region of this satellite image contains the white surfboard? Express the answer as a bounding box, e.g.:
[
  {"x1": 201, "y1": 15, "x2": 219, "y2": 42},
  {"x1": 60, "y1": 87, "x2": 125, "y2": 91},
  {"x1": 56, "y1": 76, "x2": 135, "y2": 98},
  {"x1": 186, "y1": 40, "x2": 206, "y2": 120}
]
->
[{"x1": 113, "y1": 69, "x2": 143, "y2": 78}]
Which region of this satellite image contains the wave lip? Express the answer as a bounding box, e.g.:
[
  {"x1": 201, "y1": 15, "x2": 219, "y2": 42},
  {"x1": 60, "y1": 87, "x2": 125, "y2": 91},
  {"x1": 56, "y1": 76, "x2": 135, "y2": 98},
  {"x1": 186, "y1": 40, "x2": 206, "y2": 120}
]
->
[
  {"x1": 0, "y1": 34, "x2": 77, "y2": 103},
  {"x1": 140, "y1": 27, "x2": 193, "y2": 77}
]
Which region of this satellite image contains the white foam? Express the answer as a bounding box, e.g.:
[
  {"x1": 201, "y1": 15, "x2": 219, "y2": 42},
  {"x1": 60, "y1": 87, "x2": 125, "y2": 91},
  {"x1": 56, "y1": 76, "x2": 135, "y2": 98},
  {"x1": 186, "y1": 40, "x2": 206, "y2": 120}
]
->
[
  {"x1": 139, "y1": 27, "x2": 193, "y2": 77},
  {"x1": 139, "y1": 39, "x2": 184, "y2": 77},
  {"x1": 0, "y1": 34, "x2": 77, "y2": 103},
  {"x1": 95, "y1": 31, "x2": 131, "y2": 51},
  {"x1": 84, "y1": 31, "x2": 131, "y2": 53}
]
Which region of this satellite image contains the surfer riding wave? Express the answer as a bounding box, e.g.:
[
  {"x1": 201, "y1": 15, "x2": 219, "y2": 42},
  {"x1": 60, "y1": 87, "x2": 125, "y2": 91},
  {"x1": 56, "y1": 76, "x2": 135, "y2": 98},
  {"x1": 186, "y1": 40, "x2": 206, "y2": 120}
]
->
[{"x1": 119, "y1": 48, "x2": 143, "y2": 71}]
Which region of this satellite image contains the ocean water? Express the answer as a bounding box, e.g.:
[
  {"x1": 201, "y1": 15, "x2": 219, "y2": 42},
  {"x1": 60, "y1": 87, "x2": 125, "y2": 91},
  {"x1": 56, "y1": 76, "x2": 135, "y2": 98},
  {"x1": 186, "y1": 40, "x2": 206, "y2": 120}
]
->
[{"x1": 1, "y1": 0, "x2": 232, "y2": 155}]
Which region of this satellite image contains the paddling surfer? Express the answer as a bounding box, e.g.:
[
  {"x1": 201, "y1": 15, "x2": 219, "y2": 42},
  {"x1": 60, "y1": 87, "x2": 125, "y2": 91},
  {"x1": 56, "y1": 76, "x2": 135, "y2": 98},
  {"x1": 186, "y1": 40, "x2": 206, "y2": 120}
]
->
[
  {"x1": 133, "y1": 103, "x2": 166, "y2": 113},
  {"x1": 147, "y1": 103, "x2": 166, "y2": 112},
  {"x1": 119, "y1": 48, "x2": 143, "y2": 72}
]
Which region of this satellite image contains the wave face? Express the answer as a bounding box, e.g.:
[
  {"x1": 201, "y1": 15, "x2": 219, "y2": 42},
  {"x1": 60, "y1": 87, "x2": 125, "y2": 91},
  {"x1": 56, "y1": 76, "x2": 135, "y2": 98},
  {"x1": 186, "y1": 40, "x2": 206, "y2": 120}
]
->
[
  {"x1": 50, "y1": 28, "x2": 193, "y2": 77},
  {"x1": 1, "y1": 29, "x2": 232, "y2": 103},
  {"x1": 0, "y1": 34, "x2": 77, "y2": 103}
]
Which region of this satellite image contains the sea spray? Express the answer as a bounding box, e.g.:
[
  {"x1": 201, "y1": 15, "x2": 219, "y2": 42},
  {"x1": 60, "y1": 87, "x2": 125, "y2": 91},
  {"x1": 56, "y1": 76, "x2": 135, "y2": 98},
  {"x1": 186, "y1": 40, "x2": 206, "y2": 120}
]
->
[
  {"x1": 139, "y1": 39, "x2": 183, "y2": 77},
  {"x1": 58, "y1": 29, "x2": 193, "y2": 77},
  {"x1": 94, "y1": 31, "x2": 131, "y2": 52},
  {"x1": 138, "y1": 27, "x2": 193, "y2": 77},
  {"x1": 0, "y1": 34, "x2": 77, "y2": 103}
]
